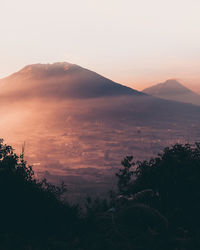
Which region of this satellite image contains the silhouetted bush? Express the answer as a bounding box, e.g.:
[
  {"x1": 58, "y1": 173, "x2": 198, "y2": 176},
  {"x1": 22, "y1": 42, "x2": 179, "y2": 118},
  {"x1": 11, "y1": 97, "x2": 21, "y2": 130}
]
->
[
  {"x1": 1, "y1": 139, "x2": 200, "y2": 249},
  {"x1": 0, "y1": 139, "x2": 81, "y2": 249},
  {"x1": 115, "y1": 143, "x2": 200, "y2": 249}
]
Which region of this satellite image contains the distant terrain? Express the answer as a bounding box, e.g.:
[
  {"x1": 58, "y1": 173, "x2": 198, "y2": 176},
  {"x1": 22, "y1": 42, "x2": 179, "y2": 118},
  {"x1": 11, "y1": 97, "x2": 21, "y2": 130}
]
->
[
  {"x1": 0, "y1": 62, "x2": 142, "y2": 99},
  {"x1": 143, "y1": 79, "x2": 200, "y2": 106},
  {"x1": 0, "y1": 64, "x2": 200, "y2": 201}
]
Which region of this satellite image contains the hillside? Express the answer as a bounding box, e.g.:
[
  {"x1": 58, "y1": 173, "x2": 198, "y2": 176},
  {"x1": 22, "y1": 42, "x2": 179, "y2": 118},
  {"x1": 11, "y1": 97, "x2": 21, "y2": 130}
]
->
[{"x1": 0, "y1": 62, "x2": 142, "y2": 99}]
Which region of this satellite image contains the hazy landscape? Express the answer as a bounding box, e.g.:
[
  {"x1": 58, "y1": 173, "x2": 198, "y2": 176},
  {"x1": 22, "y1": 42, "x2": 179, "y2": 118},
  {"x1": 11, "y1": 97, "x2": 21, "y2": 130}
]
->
[
  {"x1": 1, "y1": 63, "x2": 200, "y2": 201},
  {"x1": 1, "y1": 1, "x2": 200, "y2": 249}
]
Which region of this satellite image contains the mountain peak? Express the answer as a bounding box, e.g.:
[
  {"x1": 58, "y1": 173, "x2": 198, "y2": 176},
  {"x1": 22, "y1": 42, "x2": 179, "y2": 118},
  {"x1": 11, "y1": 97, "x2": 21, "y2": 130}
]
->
[
  {"x1": 0, "y1": 62, "x2": 143, "y2": 99},
  {"x1": 15, "y1": 62, "x2": 80, "y2": 80},
  {"x1": 162, "y1": 79, "x2": 185, "y2": 87},
  {"x1": 143, "y1": 79, "x2": 192, "y2": 96},
  {"x1": 20, "y1": 62, "x2": 72, "y2": 70},
  {"x1": 143, "y1": 79, "x2": 200, "y2": 106}
]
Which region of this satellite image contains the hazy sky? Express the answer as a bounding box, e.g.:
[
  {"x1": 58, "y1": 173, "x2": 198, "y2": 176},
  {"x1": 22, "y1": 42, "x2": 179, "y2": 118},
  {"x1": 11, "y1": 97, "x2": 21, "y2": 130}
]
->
[{"x1": 0, "y1": 0, "x2": 200, "y2": 91}]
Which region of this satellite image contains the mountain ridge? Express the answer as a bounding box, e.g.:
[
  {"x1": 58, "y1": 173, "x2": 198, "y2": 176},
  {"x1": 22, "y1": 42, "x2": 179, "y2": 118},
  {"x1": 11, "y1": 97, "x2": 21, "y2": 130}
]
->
[
  {"x1": 0, "y1": 63, "x2": 200, "y2": 197},
  {"x1": 0, "y1": 63, "x2": 143, "y2": 99},
  {"x1": 143, "y1": 79, "x2": 200, "y2": 106}
]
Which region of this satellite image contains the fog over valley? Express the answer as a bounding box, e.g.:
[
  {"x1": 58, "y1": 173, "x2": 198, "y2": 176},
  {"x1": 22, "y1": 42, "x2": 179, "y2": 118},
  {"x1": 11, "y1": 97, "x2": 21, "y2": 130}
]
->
[{"x1": 1, "y1": 63, "x2": 200, "y2": 201}]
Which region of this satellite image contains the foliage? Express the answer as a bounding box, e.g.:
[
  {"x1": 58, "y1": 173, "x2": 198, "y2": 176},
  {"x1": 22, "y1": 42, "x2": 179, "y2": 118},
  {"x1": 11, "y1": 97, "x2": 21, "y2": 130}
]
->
[
  {"x1": 1, "y1": 139, "x2": 200, "y2": 249},
  {"x1": 115, "y1": 156, "x2": 135, "y2": 195},
  {"x1": 115, "y1": 143, "x2": 200, "y2": 249},
  {"x1": 0, "y1": 139, "x2": 81, "y2": 249}
]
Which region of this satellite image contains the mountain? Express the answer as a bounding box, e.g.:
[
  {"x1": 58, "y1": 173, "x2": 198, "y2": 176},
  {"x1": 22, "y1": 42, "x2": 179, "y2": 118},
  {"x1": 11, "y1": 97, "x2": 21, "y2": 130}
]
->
[
  {"x1": 0, "y1": 62, "x2": 142, "y2": 99},
  {"x1": 0, "y1": 64, "x2": 200, "y2": 200},
  {"x1": 143, "y1": 79, "x2": 200, "y2": 106}
]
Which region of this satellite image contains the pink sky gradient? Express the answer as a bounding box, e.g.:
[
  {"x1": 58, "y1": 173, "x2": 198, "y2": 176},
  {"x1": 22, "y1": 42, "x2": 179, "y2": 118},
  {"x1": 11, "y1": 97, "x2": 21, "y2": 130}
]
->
[{"x1": 0, "y1": 0, "x2": 199, "y2": 93}]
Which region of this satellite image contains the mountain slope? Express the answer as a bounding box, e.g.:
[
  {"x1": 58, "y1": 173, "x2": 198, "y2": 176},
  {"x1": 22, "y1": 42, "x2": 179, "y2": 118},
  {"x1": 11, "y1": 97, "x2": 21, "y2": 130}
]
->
[
  {"x1": 143, "y1": 79, "x2": 200, "y2": 106},
  {"x1": 0, "y1": 63, "x2": 200, "y2": 200},
  {"x1": 0, "y1": 62, "x2": 143, "y2": 99}
]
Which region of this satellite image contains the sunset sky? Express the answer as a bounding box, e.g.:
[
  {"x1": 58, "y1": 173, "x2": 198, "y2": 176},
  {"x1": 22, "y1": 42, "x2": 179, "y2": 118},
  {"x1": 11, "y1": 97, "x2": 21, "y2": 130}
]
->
[{"x1": 0, "y1": 0, "x2": 200, "y2": 92}]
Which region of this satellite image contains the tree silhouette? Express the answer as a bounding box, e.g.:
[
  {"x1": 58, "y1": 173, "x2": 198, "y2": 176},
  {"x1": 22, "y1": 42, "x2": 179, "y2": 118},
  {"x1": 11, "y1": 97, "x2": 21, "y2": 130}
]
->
[
  {"x1": 115, "y1": 143, "x2": 200, "y2": 248},
  {"x1": 115, "y1": 156, "x2": 134, "y2": 195},
  {"x1": 0, "y1": 139, "x2": 81, "y2": 249},
  {"x1": 1, "y1": 138, "x2": 200, "y2": 249}
]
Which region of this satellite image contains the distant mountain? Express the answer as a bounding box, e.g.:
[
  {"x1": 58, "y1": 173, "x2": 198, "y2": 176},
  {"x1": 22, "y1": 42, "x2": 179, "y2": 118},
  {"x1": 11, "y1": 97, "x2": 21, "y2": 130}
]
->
[
  {"x1": 143, "y1": 79, "x2": 200, "y2": 106},
  {"x1": 0, "y1": 64, "x2": 200, "y2": 200},
  {"x1": 0, "y1": 62, "x2": 143, "y2": 99}
]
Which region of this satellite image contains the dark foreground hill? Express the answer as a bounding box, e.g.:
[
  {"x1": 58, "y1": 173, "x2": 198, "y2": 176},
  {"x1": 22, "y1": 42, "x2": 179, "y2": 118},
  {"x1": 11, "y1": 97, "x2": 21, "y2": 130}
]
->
[{"x1": 143, "y1": 79, "x2": 200, "y2": 106}]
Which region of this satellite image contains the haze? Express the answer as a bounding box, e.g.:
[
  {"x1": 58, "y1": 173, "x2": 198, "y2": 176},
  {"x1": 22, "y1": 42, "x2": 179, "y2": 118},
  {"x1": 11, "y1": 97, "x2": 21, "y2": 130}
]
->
[
  {"x1": 0, "y1": 63, "x2": 200, "y2": 200},
  {"x1": 0, "y1": 0, "x2": 200, "y2": 92}
]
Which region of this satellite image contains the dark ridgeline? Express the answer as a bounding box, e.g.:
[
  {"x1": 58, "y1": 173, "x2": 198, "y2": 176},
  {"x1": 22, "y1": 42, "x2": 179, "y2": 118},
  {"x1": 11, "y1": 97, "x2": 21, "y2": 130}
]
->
[{"x1": 1, "y1": 138, "x2": 200, "y2": 249}]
